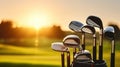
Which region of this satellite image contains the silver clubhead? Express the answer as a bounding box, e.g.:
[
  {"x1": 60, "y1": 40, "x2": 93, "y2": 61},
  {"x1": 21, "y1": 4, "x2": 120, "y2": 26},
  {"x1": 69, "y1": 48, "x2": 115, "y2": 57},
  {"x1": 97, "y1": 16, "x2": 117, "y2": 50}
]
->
[
  {"x1": 81, "y1": 25, "x2": 95, "y2": 34},
  {"x1": 104, "y1": 26, "x2": 115, "y2": 40},
  {"x1": 69, "y1": 21, "x2": 83, "y2": 32},
  {"x1": 63, "y1": 35, "x2": 80, "y2": 48},
  {"x1": 51, "y1": 42, "x2": 68, "y2": 52}
]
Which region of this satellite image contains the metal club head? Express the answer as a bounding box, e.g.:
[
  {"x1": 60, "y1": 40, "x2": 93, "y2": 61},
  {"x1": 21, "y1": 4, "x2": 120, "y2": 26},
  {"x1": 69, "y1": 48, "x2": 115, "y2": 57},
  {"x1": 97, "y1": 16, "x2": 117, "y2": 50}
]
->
[
  {"x1": 104, "y1": 26, "x2": 115, "y2": 40},
  {"x1": 51, "y1": 42, "x2": 69, "y2": 52},
  {"x1": 86, "y1": 15, "x2": 103, "y2": 29},
  {"x1": 81, "y1": 25, "x2": 96, "y2": 35},
  {"x1": 69, "y1": 21, "x2": 84, "y2": 32},
  {"x1": 63, "y1": 35, "x2": 80, "y2": 48}
]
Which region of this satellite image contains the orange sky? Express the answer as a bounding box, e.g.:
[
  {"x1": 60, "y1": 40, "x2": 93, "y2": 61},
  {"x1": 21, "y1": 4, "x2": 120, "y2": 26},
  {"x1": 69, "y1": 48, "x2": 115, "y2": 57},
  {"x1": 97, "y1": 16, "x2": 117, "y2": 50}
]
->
[{"x1": 0, "y1": 0, "x2": 120, "y2": 30}]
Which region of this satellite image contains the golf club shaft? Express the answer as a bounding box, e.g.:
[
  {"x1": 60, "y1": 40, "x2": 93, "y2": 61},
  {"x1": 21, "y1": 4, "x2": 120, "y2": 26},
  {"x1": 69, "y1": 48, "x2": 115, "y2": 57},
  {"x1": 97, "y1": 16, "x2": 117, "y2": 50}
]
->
[
  {"x1": 67, "y1": 52, "x2": 70, "y2": 67},
  {"x1": 61, "y1": 52, "x2": 65, "y2": 67},
  {"x1": 111, "y1": 40, "x2": 115, "y2": 67},
  {"x1": 99, "y1": 29, "x2": 103, "y2": 61},
  {"x1": 73, "y1": 48, "x2": 76, "y2": 59},
  {"x1": 82, "y1": 33, "x2": 85, "y2": 50},
  {"x1": 93, "y1": 34, "x2": 97, "y2": 61}
]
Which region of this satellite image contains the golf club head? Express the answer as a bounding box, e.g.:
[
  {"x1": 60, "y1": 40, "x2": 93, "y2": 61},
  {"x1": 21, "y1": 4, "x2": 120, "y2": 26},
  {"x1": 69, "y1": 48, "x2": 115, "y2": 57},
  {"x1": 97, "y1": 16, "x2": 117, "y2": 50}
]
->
[
  {"x1": 51, "y1": 42, "x2": 68, "y2": 52},
  {"x1": 69, "y1": 21, "x2": 83, "y2": 32},
  {"x1": 63, "y1": 35, "x2": 80, "y2": 48},
  {"x1": 81, "y1": 25, "x2": 96, "y2": 34},
  {"x1": 104, "y1": 26, "x2": 115, "y2": 40},
  {"x1": 86, "y1": 15, "x2": 103, "y2": 29}
]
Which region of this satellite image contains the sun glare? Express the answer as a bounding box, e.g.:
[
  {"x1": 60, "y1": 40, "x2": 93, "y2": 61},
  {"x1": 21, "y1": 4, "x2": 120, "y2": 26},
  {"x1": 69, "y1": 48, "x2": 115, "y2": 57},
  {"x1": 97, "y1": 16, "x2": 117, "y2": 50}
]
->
[
  {"x1": 31, "y1": 14, "x2": 48, "y2": 30},
  {"x1": 24, "y1": 12, "x2": 51, "y2": 30}
]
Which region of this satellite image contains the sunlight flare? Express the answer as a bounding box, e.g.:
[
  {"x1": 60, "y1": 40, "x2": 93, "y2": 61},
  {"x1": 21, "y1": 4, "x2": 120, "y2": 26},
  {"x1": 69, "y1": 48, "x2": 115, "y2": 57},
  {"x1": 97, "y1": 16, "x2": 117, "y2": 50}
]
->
[
  {"x1": 20, "y1": 11, "x2": 52, "y2": 30},
  {"x1": 28, "y1": 13, "x2": 49, "y2": 30}
]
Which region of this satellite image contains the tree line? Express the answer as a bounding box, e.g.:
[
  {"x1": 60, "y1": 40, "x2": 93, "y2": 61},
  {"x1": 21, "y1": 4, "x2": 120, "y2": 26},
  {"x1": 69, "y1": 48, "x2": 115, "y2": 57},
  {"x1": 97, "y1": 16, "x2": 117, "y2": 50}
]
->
[
  {"x1": 0, "y1": 20, "x2": 120, "y2": 40},
  {"x1": 0, "y1": 20, "x2": 65, "y2": 40}
]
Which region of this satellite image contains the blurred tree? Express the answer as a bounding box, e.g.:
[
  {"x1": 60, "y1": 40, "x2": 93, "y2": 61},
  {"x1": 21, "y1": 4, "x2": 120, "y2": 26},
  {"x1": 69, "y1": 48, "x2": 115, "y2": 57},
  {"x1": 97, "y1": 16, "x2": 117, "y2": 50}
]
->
[
  {"x1": 0, "y1": 20, "x2": 36, "y2": 39},
  {"x1": 0, "y1": 20, "x2": 13, "y2": 39},
  {"x1": 0, "y1": 20, "x2": 13, "y2": 28},
  {"x1": 49, "y1": 25, "x2": 65, "y2": 38},
  {"x1": 11, "y1": 27, "x2": 35, "y2": 39},
  {"x1": 39, "y1": 25, "x2": 65, "y2": 39},
  {"x1": 0, "y1": 19, "x2": 66, "y2": 39}
]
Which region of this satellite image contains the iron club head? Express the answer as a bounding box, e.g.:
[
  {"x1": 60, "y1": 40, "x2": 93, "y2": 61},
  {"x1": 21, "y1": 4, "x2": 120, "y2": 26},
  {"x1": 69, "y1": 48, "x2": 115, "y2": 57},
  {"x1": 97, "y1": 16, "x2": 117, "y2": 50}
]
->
[
  {"x1": 86, "y1": 15, "x2": 103, "y2": 29},
  {"x1": 69, "y1": 21, "x2": 84, "y2": 32},
  {"x1": 81, "y1": 25, "x2": 95, "y2": 35},
  {"x1": 63, "y1": 35, "x2": 80, "y2": 48},
  {"x1": 51, "y1": 42, "x2": 68, "y2": 52},
  {"x1": 104, "y1": 26, "x2": 115, "y2": 40}
]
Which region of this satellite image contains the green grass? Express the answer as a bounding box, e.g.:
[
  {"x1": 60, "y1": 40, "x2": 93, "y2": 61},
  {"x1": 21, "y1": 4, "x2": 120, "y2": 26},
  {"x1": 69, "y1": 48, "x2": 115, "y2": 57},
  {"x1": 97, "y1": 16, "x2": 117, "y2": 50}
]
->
[
  {"x1": 0, "y1": 62, "x2": 59, "y2": 67},
  {"x1": 0, "y1": 37, "x2": 62, "y2": 67},
  {"x1": 0, "y1": 37, "x2": 120, "y2": 67}
]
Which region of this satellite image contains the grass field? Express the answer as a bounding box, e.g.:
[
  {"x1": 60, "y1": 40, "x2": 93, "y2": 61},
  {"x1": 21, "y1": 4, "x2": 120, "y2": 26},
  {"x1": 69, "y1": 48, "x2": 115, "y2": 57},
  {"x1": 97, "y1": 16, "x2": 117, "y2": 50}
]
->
[{"x1": 0, "y1": 37, "x2": 120, "y2": 67}]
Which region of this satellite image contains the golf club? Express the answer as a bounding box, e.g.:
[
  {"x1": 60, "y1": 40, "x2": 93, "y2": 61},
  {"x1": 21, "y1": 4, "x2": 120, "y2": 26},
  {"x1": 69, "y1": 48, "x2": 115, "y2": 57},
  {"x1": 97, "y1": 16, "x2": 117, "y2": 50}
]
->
[
  {"x1": 63, "y1": 35, "x2": 80, "y2": 59},
  {"x1": 69, "y1": 21, "x2": 85, "y2": 50},
  {"x1": 104, "y1": 26, "x2": 115, "y2": 67},
  {"x1": 81, "y1": 25, "x2": 97, "y2": 61},
  {"x1": 86, "y1": 15, "x2": 103, "y2": 61},
  {"x1": 51, "y1": 42, "x2": 69, "y2": 67}
]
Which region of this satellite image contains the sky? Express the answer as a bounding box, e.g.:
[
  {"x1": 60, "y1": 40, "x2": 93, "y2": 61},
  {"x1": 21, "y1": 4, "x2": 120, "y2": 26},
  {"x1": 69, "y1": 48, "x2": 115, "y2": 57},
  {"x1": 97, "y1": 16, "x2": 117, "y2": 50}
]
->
[{"x1": 0, "y1": 0, "x2": 120, "y2": 30}]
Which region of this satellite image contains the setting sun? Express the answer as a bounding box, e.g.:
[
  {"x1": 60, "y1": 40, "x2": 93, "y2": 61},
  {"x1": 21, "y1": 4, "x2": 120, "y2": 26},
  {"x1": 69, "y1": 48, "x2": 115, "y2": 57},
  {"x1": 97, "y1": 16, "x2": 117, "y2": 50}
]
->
[
  {"x1": 18, "y1": 11, "x2": 52, "y2": 30},
  {"x1": 28, "y1": 12, "x2": 50, "y2": 30}
]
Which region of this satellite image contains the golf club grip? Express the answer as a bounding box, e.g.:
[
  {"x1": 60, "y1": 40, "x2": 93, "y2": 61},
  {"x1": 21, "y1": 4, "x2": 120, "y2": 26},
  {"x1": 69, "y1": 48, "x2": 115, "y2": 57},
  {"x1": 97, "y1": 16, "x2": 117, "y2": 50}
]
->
[
  {"x1": 93, "y1": 47, "x2": 96, "y2": 61},
  {"x1": 67, "y1": 52, "x2": 70, "y2": 67},
  {"x1": 61, "y1": 53, "x2": 65, "y2": 67},
  {"x1": 111, "y1": 53, "x2": 115, "y2": 67},
  {"x1": 99, "y1": 45, "x2": 103, "y2": 60}
]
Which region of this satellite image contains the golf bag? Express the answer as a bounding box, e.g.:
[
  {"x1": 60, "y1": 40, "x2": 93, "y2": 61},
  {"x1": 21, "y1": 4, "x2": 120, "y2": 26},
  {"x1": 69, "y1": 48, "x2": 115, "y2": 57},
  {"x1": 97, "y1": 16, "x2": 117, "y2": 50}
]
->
[
  {"x1": 71, "y1": 50, "x2": 94, "y2": 67},
  {"x1": 71, "y1": 50, "x2": 107, "y2": 67}
]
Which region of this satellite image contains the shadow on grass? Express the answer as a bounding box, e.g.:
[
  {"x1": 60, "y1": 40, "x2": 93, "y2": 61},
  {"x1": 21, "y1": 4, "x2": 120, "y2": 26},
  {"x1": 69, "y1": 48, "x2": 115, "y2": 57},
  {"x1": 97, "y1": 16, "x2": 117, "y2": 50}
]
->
[{"x1": 0, "y1": 62, "x2": 60, "y2": 67}]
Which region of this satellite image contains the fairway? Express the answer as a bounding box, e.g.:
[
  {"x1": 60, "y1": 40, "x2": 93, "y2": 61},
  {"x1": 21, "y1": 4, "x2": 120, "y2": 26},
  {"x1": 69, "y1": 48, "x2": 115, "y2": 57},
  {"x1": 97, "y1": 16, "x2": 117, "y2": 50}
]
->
[
  {"x1": 0, "y1": 37, "x2": 120, "y2": 67},
  {"x1": 0, "y1": 37, "x2": 62, "y2": 67},
  {"x1": 0, "y1": 55, "x2": 60, "y2": 67}
]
